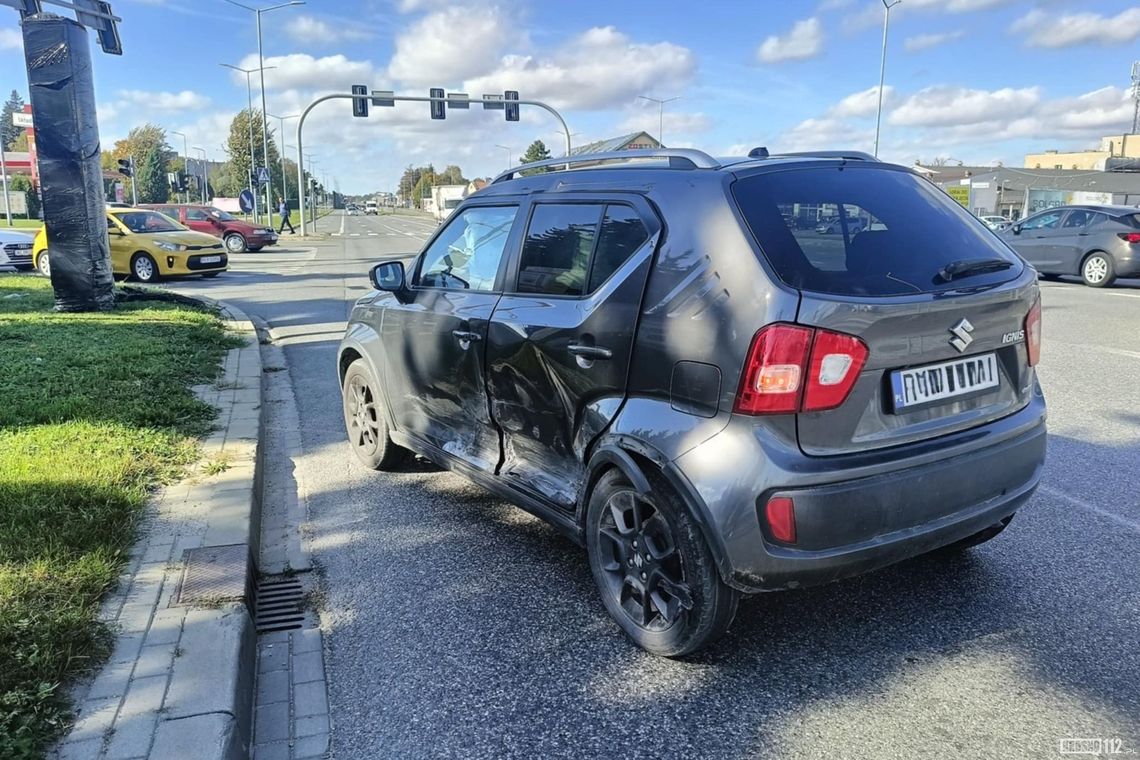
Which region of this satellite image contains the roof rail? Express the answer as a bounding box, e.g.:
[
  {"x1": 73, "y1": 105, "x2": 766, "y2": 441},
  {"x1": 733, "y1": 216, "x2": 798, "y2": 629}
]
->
[
  {"x1": 491, "y1": 148, "x2": 721, "y2": 184},
  {"x1": 765, "y1": 150, "x2": 880, "y2": 162}
]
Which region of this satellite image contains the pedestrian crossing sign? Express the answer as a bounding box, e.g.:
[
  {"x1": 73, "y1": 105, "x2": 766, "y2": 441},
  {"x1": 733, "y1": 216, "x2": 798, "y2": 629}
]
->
[{"x1": 256, "y1": 167, "x2": 270, "y2": 186}]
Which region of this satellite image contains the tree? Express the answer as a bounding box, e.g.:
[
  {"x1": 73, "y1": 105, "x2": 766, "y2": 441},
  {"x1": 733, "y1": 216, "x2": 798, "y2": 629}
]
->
[
  {"x1": 437, "y1": 164, "x2": 466, "y2": 185},
  {"x1": 9, "y1": 174, "x2": 39, "y2": 218},
  {"x1": 519, "y1": 139, "x2": 551, "y2": 176},
  {"x1": 223, "y1": 109, "x2": 279, "y2": 201},
  {"x1": 1, "y1": 90, "x2": 24, "y2": 151},
  {"x1": 110, "y1": 124, "x2": 175, "y2": 203}
]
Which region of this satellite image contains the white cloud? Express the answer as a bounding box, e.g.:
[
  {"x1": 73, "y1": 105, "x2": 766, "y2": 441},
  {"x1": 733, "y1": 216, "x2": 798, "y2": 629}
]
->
[
  {"x1": 388, "y1": 5, "x2": 510, "y2": 87},
  {"x1": 888, "y1": 86, "x2": 1040, "y2": 127},
  {"x1": 828, "y1": 85, "x2": 894, "y2": 118},
  {"x1": 1011, "y1": 8, "x2": 1140, "y2": 48},
  {"x1": 845, "y1": 0, "x2": 1014, "y2": 32},
  {"x1": 818, "y1": 0, "x2": 852, "y2": 10},
  {"x1": 777, "y1": 116, "x2": 875, "y2": 153},
  {"x1": 237, "y1": 53, "x2": 379, "y2": 92},
  {"x1": 904, "y1": 30, "x2": 965, "y2": 52},
  {"x1": 617, "y1": 109, "x2": 712, "y2": 139},
  {"x1": 757, "y1": 18, "x2": 823, "y2": 63},
  {"x1": 117, "y1": 89, "x2": 210, "y2": 112},
  {"x1": 462, "y1": 26, "x2": 695, "y2": 111},
  {"x1": 285, "y1": 15, "x2": 371, "y2": 45},
  {"x1": 0, "y1": 27, "x2": 20, "y2": 50}
]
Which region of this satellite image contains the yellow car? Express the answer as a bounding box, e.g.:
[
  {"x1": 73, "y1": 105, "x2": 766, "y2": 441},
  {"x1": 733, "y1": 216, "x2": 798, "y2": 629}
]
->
[{"x1": 32, "y1": 207, "x2": 228, "y2": 283}]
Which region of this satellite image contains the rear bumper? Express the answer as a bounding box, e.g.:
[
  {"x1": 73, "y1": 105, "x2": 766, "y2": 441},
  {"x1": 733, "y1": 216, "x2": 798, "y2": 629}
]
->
[{"x1": 672, "y1": 388, "x2": 1047, "y2": 592}]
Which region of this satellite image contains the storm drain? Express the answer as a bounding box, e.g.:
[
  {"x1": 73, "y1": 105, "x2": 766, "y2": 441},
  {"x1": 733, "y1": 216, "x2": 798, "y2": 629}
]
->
[
  {"x1": 255, "y1": 574, "x2": 315, "y2": 634},
  {"x1": 175, "y1": 544, "x2": 251, "y2": 606}
]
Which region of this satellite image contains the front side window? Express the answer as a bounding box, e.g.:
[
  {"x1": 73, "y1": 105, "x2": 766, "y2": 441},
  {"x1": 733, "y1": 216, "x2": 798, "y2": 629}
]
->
[
  {"x1": 418, "y1": 205, "x2": 517, "y2": 291},
  {"x1": 112, "y1": 211, "x2": 184, "y2": 233},
  {"x1": 1021, "y1": 211, "x2": 1064, "y2": 230}
]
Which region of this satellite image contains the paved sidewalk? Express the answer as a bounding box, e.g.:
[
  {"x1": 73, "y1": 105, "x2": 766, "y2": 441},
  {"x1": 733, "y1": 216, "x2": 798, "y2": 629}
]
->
[{"x1": 51, "y1": 302, "x2": 262, "y2": 760}]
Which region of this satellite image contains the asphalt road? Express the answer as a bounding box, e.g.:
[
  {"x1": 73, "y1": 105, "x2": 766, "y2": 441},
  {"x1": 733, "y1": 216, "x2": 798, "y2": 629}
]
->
[{"x1": 169, "y1": 210, "x2": 1140, "y2": 759}]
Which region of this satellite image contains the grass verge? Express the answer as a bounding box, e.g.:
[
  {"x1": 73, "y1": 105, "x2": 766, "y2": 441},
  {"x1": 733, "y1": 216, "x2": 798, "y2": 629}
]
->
[{"x1": 0, "y1": 274, "x2": 241, "y2": 757}]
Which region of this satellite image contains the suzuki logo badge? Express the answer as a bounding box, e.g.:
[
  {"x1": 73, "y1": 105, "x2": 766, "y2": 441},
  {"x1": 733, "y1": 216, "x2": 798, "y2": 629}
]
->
[{"x1": 949, "y1": 318, "x2": 975, "y2": 353}]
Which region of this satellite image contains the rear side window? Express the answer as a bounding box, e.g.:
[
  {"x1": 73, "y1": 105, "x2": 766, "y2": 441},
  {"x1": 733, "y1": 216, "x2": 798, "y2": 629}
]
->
[
  {"x1": 589, "y1": 206, "x2": 649, "y2": 291},
  {"x1": 517, "y1": 204, "x2": 603, "y2": 296},
  {"x1": 732, "y1": 166, "x2": 1022, "y2": 296}
]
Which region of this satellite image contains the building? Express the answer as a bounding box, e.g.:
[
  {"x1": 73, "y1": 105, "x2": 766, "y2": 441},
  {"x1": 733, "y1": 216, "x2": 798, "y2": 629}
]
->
[
  {"x1": 919, "y1": 164, "x2": 1140, "y2": 220},
  {"x1": 1024, "y1": 134, "x2": 1140, "y2": 171},
  {"x1": 566, "y1": 131, "x2": 662, "y2": 156}
]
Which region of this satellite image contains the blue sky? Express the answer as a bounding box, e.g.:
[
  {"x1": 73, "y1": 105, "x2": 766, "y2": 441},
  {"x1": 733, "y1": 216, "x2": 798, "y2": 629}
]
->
[{"x1": 2, "y1": 0, "x2": 1140, "y2": 193}]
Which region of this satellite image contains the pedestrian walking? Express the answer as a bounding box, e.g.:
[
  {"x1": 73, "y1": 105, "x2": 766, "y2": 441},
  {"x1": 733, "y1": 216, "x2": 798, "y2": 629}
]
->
[{"x1": 278, "y1": 197, "x2": 296, "y2": 234}]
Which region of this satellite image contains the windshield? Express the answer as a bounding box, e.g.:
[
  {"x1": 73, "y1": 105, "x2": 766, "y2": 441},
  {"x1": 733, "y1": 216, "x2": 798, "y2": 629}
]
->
[
  {"x1": 209, "y1": 208, "x2": 237, "y2": 221},
  {"x1": 732, "y1": 165, "x2": 1022, "y2": 297},
  {"x1": 112, "y1": 211, "x2": 184, "y2": 233}
]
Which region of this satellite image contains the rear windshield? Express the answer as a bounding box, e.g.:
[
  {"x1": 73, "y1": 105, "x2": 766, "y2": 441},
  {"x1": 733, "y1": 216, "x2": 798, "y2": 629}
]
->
[{"x1": 732, "y1": 165, "x2": 1022, "y2": 296}]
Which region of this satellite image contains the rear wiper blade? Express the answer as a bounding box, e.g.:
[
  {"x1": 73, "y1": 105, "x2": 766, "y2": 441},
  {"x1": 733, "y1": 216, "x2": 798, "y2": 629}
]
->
[{"x1": 936, "y1": 258, "x2": 1013, "y2": 282}]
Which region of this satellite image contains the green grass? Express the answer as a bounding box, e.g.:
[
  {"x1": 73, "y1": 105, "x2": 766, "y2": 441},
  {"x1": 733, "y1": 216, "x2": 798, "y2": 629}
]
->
[
  {"x1": 1, "y1": 219, "x2": 42, "y2": 230},
  {"x1": 0, "y1": 275, "x2": 241, "y2": 757}
]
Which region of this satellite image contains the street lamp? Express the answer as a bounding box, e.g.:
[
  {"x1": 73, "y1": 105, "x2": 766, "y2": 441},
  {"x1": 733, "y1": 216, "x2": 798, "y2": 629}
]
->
[
  {"x1": 224, "y1": 0, "x2": 305, "y2": 232},
  {"x1": 494, "y1": 144, "x2": 512, "y2": 169},
  {"x1": 192, "y1": 147, "x2": 207, "y2": 203},
  {"x1": 268, "y1": 112, "x2": 299, "y2": 206},
  {"x1": 873, "y1": 0, "x2": 902, "y2": 158},
  {"x1": 170, "y1": 130, "x2": 188, "y2": 202},
  {"x1": 637, "y1": 95, "x2": 679, "y2": 147},
  {"x1": 220, "y1": 62, "x2": 276, "y2": 222}
]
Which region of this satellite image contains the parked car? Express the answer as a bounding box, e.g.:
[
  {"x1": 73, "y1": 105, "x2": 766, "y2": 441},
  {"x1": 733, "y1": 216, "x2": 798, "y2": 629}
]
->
[
  {"x1": 365, "y1": 201, "x2": 379, "y2": 215},
  {"x1": 999, "y1": 204, "x2": 1140, "y2": 287},
  {"x1": 142, "y1": 204, "x2": 278, "y2": 253},
  {"x1": 979, "y1": 215, "x2": 1011, "y2": 231},
  {"x1": 0, "y1": 229, "x2": 35, "y2": 271},
  {"x1": 337, "y1": 148, "x2": 1046, "y2": 656},
  {"x1": 815, "y1": 216, "x2": 867, "y2": 234},
  {"x1": 33, "y1": 208, "x2": 227, "y2": 282}
]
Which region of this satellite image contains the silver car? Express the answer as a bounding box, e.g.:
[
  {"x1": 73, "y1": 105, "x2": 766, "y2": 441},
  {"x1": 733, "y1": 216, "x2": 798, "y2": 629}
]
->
[{"x1": 1000, "y1": 204, "x2": 1140, "y2": 287}]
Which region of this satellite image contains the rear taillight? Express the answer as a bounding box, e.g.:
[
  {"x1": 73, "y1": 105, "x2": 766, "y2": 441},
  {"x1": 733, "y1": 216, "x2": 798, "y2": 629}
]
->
[
  {"x1": 1117, "y1": 232, "x2": 1140, "y2": 244},
  {"x1": 735, "y1": 323, "x2": 868, "y2": 415},
  {"x1": 1025, "y1": 297, "x2": 1041, "y2": 367}
]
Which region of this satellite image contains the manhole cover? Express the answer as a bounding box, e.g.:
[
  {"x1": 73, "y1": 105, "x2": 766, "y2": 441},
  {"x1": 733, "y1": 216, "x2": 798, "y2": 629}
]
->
[
  {"x1": 255, "y1": 574, "x2": 314, "y2": 634},
  {"x1": 175, "y1": 544, "x2": 250, "y2": 606}
]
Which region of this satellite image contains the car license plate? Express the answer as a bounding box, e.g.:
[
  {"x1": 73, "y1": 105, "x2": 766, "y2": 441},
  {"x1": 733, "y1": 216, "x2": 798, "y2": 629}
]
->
[
  {"x1": 199, "y1": 256, "x2": 222, "y2": 264},
  {"x1": 890, "y1": 353, "x2": 999, "y2": 410}
]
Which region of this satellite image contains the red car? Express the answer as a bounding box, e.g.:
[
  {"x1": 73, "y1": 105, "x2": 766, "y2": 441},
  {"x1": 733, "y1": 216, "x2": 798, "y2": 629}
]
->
[{"x1": 144, "y1": 204, "x2": 279, "y2": 253}]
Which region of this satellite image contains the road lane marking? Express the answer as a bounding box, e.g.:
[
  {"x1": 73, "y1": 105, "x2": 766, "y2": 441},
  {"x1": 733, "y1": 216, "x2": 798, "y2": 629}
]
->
[
  {"x1": 338, "y1": 212, "x2": 346, "y2": 236},
  {"x1": 350, "y1": 233, "x2": 360, "y2": 236},
  {"x1": 1040, "y1": 486, "x2": 1140, "y2": 534},
  {"x1": 1049, "y1": 341, "x2": 1140, "y2": 361},
  {"x1": 1106, "y1": 292, "x2": 1140, "y2": 299}
]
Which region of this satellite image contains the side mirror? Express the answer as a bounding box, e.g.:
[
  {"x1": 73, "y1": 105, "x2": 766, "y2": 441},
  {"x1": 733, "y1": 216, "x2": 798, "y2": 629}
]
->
[
  {"x1": 107, "y1": 227, "x2": 123, "y2": 236},
  {"x1": 1012, "y1": 224, "x2": 1022, "y2": 235},
  {"x1": 370, "y1": 261, "x2": 410, "y2": 301}
]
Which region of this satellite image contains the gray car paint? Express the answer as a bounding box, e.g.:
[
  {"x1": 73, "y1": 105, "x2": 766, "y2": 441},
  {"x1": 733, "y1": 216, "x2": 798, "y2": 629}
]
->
[{"x1": 1001, "y1": 204, "x2": 1140, "y2": 280}]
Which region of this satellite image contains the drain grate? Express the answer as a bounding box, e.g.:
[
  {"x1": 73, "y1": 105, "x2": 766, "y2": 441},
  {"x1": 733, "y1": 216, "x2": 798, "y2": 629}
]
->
[
  {"x1": 176, "y1": 544, "x2": 250, "y2": 607},
  {"x1": 255, "y1": 574, "x2": 313, "y2": 634}
]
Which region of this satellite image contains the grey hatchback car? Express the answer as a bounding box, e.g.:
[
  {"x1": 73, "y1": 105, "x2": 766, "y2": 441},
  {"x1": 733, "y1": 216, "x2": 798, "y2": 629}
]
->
[
  {"x1": 338, "y1": 149, "x2": 1047, "y2": 656},
  {"x1": 1000, "y1": 204, "x2": 1140, "y2": 287}
]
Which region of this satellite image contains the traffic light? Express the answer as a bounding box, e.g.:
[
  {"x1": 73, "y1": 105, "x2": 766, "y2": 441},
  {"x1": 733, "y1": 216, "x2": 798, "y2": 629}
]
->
[
  {"x1": 429, "y1": 87, "x2": 445, "y2": 120},
  {"x1": 351, "y1": 84, "x2": 368, "y2": 118},
  {"x1": 505, "y1": 90, "x2": 519, "y2": 122},
  {"x1": 117, "y1": 158, "x2": 132, "y2": 177},
  {"x1": 167, "y1": 172, "x2": 178, "y2": 191}
]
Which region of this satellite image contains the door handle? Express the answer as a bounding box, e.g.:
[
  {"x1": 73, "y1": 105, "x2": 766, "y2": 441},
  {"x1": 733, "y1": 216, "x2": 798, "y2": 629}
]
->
[
  {"x1": 568, "y1": 344, "x2": 612, "y2": 360},
  {"x1": 452, "y1": 329, "x2": 481, "y2": 343}
]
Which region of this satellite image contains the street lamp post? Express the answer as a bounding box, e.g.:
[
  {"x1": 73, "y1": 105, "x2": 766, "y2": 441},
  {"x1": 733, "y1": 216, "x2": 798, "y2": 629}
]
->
[
  {"x1": 192, "y1": 147, "x2": 207, "y2": 202},
  {"x1": 268, "y1": 112, "x2": 299, "y2": 206},
  {"x1": 637, "y1": 95, "x2": 679, "y2": 147},
  {"x1": 494, "y1": 144, "x2": 511, "y2": 169},
  {"x1": 225, "y1": 0, "x2": 305, "y2": 233},
  {"x1": 170, "y1": 130, "x2": 188, "y2": 202},
  {"x1": 873, "y1": 0, "x2": 902, "y2": 158},
  {"x1": 220, "y1": 62, "x2": 275, "y2": 222}
]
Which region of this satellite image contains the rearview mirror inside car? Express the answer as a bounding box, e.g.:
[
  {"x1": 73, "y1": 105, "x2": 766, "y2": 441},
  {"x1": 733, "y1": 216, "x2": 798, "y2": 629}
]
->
[{"x1": 370, "y1": 261, "x2": 409, "y2": 300}]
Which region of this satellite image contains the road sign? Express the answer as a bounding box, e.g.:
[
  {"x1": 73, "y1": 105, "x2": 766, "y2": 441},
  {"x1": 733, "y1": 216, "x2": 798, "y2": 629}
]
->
[
  {"x1": 351, "y1": 84, "x2": 368, "y2": 117},
  {"x1": 239, "y1": 189, "x2": 255, "y2": 213},
  {"x1": 429, "y1": 87, "x2": 445, "y2": 120},
  {"x1": 505, "y1": 90, "x2": 520, "y2": 122},
  {"x1": 371, "y1": 90, "x2": 394, "y2": 107},
  {"x1": 447, "y1": 92, "x2": 469, "y2": 109},
  {"x1": 482, "y1": 94, "x2": 504, "y2": 110},
  {"x1": 946, "y1": 185, "x2": 970, "y2": 208},
  {"x1": 114, "y1": 182, "x2": 124, "y2": 203},
  {"x1": 255, "y1": 166, "x2": 270, "y2": 186},
  {"x1": 12, "y1": 112, "x2": 33, "y2": 128}
]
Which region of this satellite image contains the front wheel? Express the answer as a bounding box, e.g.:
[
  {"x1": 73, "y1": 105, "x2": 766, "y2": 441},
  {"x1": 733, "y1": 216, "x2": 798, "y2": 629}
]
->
[
  {"x1": 341, "y1": 359, "x2": 409, "y2": 470},
  {"x1": 1081, "y1": 252, "x2": 1115, "y2": 288},
  {"x1": 224, "y1": 234, "x2": 247, "y2": 254},
  {"x1": 586, "y1": 469, "x2": 739, "y2": 657},
  {"x1": 131, "y1": 253, "x2": 160, "y2": 283},
  {"x1": 37, "y1": 250, "x2": 50, "y2": 278}
]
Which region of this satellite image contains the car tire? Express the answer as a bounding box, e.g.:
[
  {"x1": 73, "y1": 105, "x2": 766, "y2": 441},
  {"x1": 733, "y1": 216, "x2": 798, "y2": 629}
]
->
[
  {"x1": 224, "y1": 234, "x2": 247, "y2": 254},
  {"x1": 1081, "y1": 252, "x2": 1115, "y2": 288},
  {"x1": 37, "y1": 250, "x2": 50, "y2": 278},
  {"x1": 586, "y1": 468, "x2": 739, "y2": 657},
  {"x1": 341, "y1": 359, "x2": 409, "y2": 470},
  {"x1": 939, "y1": 514, "x2": 1015, "y2": 552},
  {"x1": 15, "y1": 264, "x2": 34, "y2": 272},
  {"x1": 202, "y1": 272, "x2": 221, "y2": 278},
  {"x1": 130, "y1": 253, "x2": 160, "y2": 283}
]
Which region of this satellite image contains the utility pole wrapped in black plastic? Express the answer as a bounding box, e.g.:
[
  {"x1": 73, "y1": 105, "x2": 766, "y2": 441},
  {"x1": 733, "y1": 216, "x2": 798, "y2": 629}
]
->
[{"x1": 23, "y1": 13, "x2": 114, "y2": 311}]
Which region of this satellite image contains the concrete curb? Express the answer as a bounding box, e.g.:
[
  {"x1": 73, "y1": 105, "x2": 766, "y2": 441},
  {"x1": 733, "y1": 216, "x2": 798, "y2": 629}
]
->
[{"x1": 51, "y1": 296, "x2": 264, "y2": 760}]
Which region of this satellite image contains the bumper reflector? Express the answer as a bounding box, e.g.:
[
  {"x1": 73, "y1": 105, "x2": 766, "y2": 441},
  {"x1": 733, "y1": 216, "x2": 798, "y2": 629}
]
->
[{"x1": 765, "y1": 496, "x2": 796, "y2": 544}]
